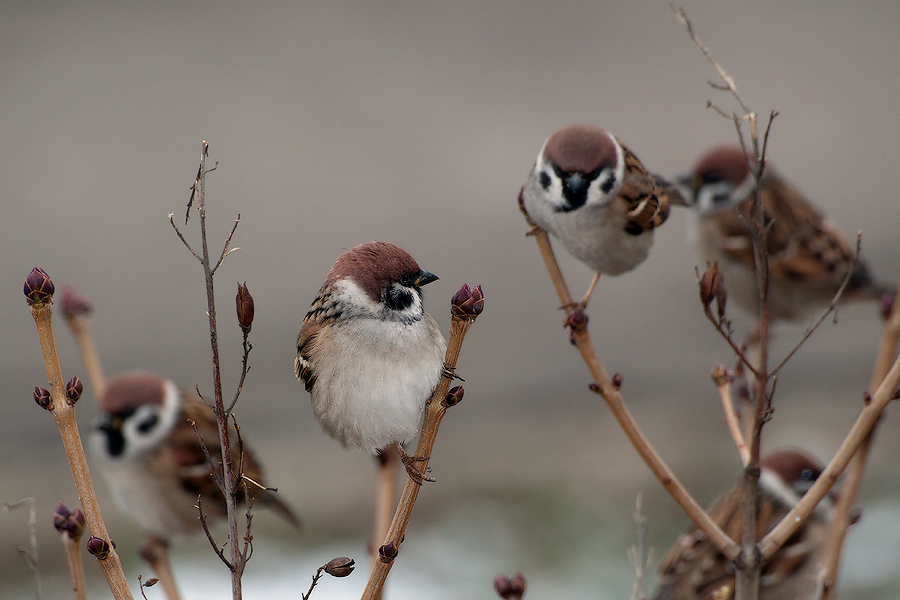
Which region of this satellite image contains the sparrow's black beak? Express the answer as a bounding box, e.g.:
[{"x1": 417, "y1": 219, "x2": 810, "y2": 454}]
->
[{"x1": 415, "y1": 270, "x2": 439, "y2": 287}]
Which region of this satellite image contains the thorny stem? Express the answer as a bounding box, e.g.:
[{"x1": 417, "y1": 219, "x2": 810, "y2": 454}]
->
[
  {"x1": 30, "y1": 305, "x2": 133, "y2": 599},
  {"x1": 525, "y1": 225, "x2": 739, "y2": 561},
  {"x1": 819, "y1": 283, "x2": 900, "y2": 598},
  {"x1": 361, "y1": 313, "x2": 478, "y2": 599}
]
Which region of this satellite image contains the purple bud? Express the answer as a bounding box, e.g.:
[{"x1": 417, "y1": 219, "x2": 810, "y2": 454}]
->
[
  {"x1": 444, "y1": 386, "x2": 464, "y2": 407},
  {"x1": 86, "y1": 536, "x2": 112, "y2": 560},
  {"x1": 881, "y1": 290, "x2": 895, "y2": 321},
  {"x1": 378, "y1": 542, "x2": 398, "y2": 563},
  {"x1": 451, "y1": 284, "x2": 484, "y2": 317},
  {"x1": 54, "y1": 502, "x2": 85, "y2": 540},
  {"x1": 33, "y1": 386, "x2": 52, "y2": 410},
  {"x1": 24, "y1": 268, "x2": 55, "y2": 306},
  {"x1": 612, "y1": 373, "x2": 623, "y2": 390},
  {"x1": 236, "y1": 282, "x2": 255, "y2": 332},
  {"x1": 65, "y1": 377, "x2": 83, "y2": 405},
  {"x1": 61, "y1": 287, "x2": 92, "y2": 318},
  {"x1": 495, "y1": 572, "x2": 526, "y2": 599},
  {"x1": 565, "y1": 309, "x2": 588, "y2": 334},
  {"x1": 324, "y1": 556, "x2": 356, "y2": 578}
]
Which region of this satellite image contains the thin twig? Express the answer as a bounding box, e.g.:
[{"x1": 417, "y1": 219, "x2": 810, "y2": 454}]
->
[
  {"x1": 187, "y1": 419, "x2": 226, "y2": 494},
  {"x1": 227, "y1": 329, "x2": 252, "y2": 415},
  {"x1": 4, "y1": 499, "x2": 42, "y2": 600},
  {"x1": 168, "y1": 214, "x2": 202, "y2": 262},
  {"x1": 301, "y1": 567, "x2": 326, "y2": 600},
  {"x1": 713, "y1": 366, "x2": 749, "y2": 466},
  {"x1": 212, "y1": 215, "x2": 241, "y2": 274},
  {"x1": 769, "y1": 234, "x2": 862, "y2": 375},
  {"x1": 195, "y1": 496, "x2": 231, "y2": 569}
]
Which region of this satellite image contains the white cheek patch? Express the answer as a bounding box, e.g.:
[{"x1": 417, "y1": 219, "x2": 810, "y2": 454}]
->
[
  {"x1": 533, "y1": 161, "x2": 566, "y2": 210},
  {"x1": 120, "y1": 380, "x2": 182, "y2": 459}
]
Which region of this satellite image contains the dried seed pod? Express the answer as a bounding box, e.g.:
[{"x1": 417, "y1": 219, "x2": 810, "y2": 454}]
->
[
  {"x1": 324, "y1": 556, "x2": 356, "y2": 578},
  {"x1": 236, "y1": 282, "x2": 255, "y2": 332}
]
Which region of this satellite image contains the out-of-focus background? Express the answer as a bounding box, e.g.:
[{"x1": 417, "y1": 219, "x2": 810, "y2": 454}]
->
[{"x1": 3, "y1": 2, "x2": 899, "y2": 598}]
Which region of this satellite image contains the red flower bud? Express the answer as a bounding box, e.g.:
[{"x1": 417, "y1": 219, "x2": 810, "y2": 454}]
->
[
  {"x1": 61, "y1": 287, "x2": 92, "y2": 318},
  {"x1": 54, "y1": 502, "x2": 86, "y2": 540},
  {"x1": 494, "y1": 572, "x2": 526, "y2": 599},
  {"x1": 378, "y1": 542, "x2": 398, "y2": 563},
  {"x1": 444, "y1": 386, "x2": 464, "y2": 407},
  {"x1": 451, "y1": 284, "x2": 484, "y2": 317},
  {"x1": 86, "y1": 536, "x2": 113, "y2": 560}
]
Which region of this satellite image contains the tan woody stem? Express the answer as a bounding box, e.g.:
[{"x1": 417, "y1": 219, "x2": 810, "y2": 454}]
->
[
  {"x1": 31, "y1": 303, "x2": 133, "y2": 600},
  {"x1": 361, "y1": 312, "x2": 477, "y2": 600},
  {"x1": 528, "y1": 226, "x2": 739, "y2": 561},
  {"x1": 61, "y1": 534, "x2": 87, "y2": 600},
  {"x1": 64, "y1": 313, "x2": 107, "y2": 399}
]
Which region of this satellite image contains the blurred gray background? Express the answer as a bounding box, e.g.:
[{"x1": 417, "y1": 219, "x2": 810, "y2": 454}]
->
[{"x1": 2, "y1": 2, "x2": 899, "y2": 598}]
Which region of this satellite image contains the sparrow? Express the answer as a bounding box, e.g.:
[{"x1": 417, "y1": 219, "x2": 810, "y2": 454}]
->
[
  {"x1": 294, "y1": 241, "x2": 447, "y2": 459},
  {"x1": 678, "y1": 146, "x2": 891, "y2": 321},
  {"x1": 90, "y1": 371, "x2": 299, "y2": 542},
  {"x1": 520, "y1": 124, "x2": 680, "y2": 305},
  {"x1": 653, "y1": 450, "x2": 835, "y2": 600}
]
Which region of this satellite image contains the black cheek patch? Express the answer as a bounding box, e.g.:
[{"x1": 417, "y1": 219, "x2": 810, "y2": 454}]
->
[
  {"x1": 104, "y1": 428, "x2": 126, "y2": 457},
  {"x1": 385, "y1": 286, "x2": 415, "y2": 311}
]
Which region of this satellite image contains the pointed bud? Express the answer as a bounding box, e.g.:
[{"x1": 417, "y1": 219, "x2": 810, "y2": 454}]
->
[
  {"x1": 612, "y1": 373, "x2": 623, "y2": 390},
  {"x1": 324, "y1": 556, "x2": 356, "y2": 578},
  {"x1": 444, "y1": 386, "x2": 464, "y2": 407},
  {"x1": 61, "y1": 287, "x2": 92, "y2": 318},
  {"x1": 86, "y1": 536, "x2": 112, "y2": 560},
  {"x1": 699, "y1": 262, "x2": 727, "y2": 319},
  {"x1": 24, "y1": 268, "x2": 55, "y2": 306},
  {"x1": 236, "y1": 282, "x2": 255, "y2": 333},
  {"x1": 65, "y1": 377, "x2": 83, "y2": 405},
  {"x1": 33, "y1": 386, "x2": 52, "y2": 410},
  {"x1": 378, "y1": 542, "x2": 398, "y2": 563}
]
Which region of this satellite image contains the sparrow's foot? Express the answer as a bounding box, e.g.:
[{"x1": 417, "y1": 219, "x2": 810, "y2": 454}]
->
[
  {"x1": 397, "y1": 446, "x2": 435, "y2": 485},
  {"x1": 441, "y1": 363, "x2": 465, "y2": 382}
]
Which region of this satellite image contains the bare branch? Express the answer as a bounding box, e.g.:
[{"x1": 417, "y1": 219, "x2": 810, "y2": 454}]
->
[
  {"x1": 195, "y1": 496, "x2": 231, "y2": 570},
  {"x1": 212, "y1": 215, "x2": 241, "y2": 275},
  {"x1": 168, "y1": 214, "x2": 202, "y2": 262}
]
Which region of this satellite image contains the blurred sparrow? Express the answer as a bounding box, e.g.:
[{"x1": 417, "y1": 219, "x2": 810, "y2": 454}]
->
[
  {"x1": 520, "y1": 124, "x2": 680, "y2": 306},
  {"x1": 654, "y1": 450, "x2": 835, "y2": 600},
  {"x1": 678, "y1": 146, "x2": 891, "y2": 321},
  {"x1": 294, "y1": 241, "x2": 447, "y2": 474},
  {"x1": 91, "y1": 371, "x2": 299, "y2": 542}
]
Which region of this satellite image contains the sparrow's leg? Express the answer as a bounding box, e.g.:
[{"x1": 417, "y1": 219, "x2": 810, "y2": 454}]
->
[
  {"x1": 397, "y1": 445, "x2": 435, "y2": 485},
  {"x1": 578, "y1": 273, "x2": 601, "y2": 309}
]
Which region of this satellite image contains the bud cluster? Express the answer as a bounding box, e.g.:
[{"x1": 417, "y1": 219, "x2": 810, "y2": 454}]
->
[
  {"x1": 451, "y1": 284, "x2": 484, "y2": 318},
  {"x1": 53, "y1": 502, "x2": 86, "y2": 540}
]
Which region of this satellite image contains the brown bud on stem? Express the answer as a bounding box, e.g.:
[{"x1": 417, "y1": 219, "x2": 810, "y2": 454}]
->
[
  {"x1": 565, "y1": 309, "x2": 588, "y2": 334},
  {"x1": 65, "y1": 377, "x2": 83, "y2": 405},
  {"x1": 494, "y1": 572, "x2": 526, "y2": 599},
  {"x1": 444, "y1": 386, "x2": 464, "y2": 407},
  {"x1": 324, "y1": 557, "x2": 356, "y2": 578},
  {"x1": 54, "y1": 502, "x2": 86, "y2": 540},
  {"x1": 86, "y1": 536, "x2": 114, "y2": 560},
  {"x1": 34, "y1": 386, "x2": 52, "y2": 410},
  {"x1": 236, "y1": 282, "x2": 255, "y2": 333},
  {"x1": 699, "y1": 262, "x2": 727, "y2": 319},
  {"x1": 451, "y1": 284, "x2": 484, "y2": 317},
  {"x1": 24, "y1": 268, "x2": 55, "y2": 306},
  {"x1": 61, "y1": 287, "x2": 92, "y2": 318},
  {"x1": 378, "y1": 542, "x2": 398, "y2": 564},
  {"x1": 611, "y1": 373, "x2": 623, "y2": 390},
  {"x1": 711, "y1": 363, "x2": 733, "y2": 386}
]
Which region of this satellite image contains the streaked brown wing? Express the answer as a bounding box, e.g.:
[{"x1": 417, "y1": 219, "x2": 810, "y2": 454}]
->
[{"x1": 617, "y1": 144, "x2": 670, "y2": 236}]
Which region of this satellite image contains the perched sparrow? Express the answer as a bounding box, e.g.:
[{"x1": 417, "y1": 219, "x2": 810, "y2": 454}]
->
[
  {"x1": 294, "y1": 241, "x2": 447, "y2": 456},
  {"x1": 520, "y1": 125, "x2": 679, "y2": 303},
  {"x1": 91, "y1": 371, "x2": 299, "y2": 541},
  {"x1": 654, "y1": 450, "x2": 835, "y2": 600},
  {"x1": 678, "y1": 146, "x2": 891, "y2": 321}
]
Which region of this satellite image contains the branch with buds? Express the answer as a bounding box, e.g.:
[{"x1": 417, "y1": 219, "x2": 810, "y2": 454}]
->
[
  {"x1": 24, "y1": 268, "x2": 133, "y2": 600},
  {"x1": 55, "y1": 502, "x2": 87, "y2": 600},
  {"x1": 361, "y1": 284, "x2": 483, "y2": 600}
]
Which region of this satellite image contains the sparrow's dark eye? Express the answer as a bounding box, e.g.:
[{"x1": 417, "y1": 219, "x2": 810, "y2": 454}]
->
[
  {"x1": 398, "y1": 273, "x2": 414, "y2": 287},
  {"x1": 800, "y1": 467, "x2": 818, "y2": 482},
  {"x1": 539, "y1": 171, "x2": 552, "y2": 190},
  {"x1": 702, "y1": 173, "x2": 723, "y2": 184},
  {"x1": 137, "y1": 413, "x2": 159, "y2": 434}
]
